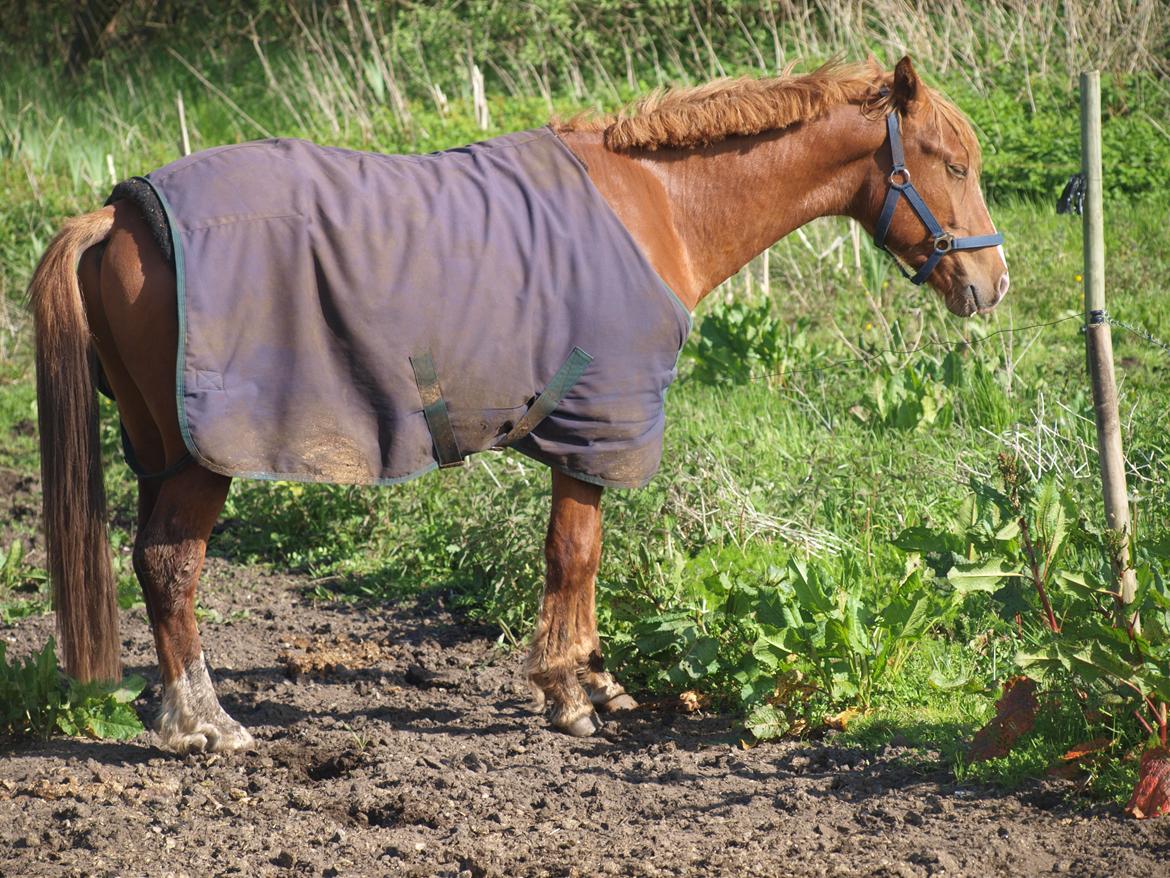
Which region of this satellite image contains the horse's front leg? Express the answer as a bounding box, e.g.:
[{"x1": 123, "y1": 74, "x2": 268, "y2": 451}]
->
[{"x1": 527, "y1": 470, "x2": 636, "y2": 736}]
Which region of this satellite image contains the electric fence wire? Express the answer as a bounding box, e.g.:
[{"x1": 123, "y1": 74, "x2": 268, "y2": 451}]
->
[
  {"x1": 678, "y1": 307, "x2": 1170, "y2": 387},
  {"x1": 1102, "y1": 312, "x2": 1170, "y2": 360}
]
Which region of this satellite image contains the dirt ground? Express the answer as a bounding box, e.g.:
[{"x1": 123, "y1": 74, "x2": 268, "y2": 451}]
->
[{"x1": 2, "y1": 545, "x2": 1169, "y2": 877}]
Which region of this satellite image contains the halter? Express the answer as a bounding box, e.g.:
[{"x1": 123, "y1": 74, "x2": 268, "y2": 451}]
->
[{"x1": 873, "y1": 112, "x2": 1003, "y2": 285}]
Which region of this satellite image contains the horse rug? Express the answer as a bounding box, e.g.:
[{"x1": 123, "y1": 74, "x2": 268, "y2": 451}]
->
[{"x1": 109, "y1": 128, "x2": 691, "y2": 488}]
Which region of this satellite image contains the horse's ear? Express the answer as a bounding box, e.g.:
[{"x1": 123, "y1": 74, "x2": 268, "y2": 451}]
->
[{"x1": 891, "y1": 55, "x2": 920, "y2": 112}]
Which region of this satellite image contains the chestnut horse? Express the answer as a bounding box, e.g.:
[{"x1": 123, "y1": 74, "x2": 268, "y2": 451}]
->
[{"x1": 29, "y1": 57, "x2": 1007, "y2": 752}]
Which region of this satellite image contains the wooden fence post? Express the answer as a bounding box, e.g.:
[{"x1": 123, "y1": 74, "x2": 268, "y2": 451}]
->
[{"x1": 1080, "y1": 70, "x2": 1138, "y2": 615}]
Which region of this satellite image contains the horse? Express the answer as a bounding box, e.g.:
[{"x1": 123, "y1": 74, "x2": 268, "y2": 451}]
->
[{"x1": 28, "y1": 56, "x2": 1008, "y2": 753}]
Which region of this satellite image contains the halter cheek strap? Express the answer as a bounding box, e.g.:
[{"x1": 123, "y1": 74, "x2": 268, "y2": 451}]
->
[{"x1": 873, "y1": 113, "x2": 1004, "y2": 286}]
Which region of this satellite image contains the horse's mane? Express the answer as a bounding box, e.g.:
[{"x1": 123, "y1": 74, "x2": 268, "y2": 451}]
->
[{"x1": 558, "y1": 60, "x2": 981, "y2": 172}]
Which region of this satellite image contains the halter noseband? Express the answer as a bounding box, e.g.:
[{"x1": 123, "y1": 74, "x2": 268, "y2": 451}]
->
[{"x1": 873, "y1": 112, "x2": 1003, "y2": 285}]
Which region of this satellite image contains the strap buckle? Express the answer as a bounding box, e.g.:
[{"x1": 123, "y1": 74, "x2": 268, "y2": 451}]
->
[{"x1": 888, "y1": 167, "x2": 911, "y2": 189}]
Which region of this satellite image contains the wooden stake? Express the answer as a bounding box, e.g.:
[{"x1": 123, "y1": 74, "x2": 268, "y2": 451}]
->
[
  {"x1": 1080, "y1": 70, "x2": 1138, "y2": 614},
  {"x1": 470, "y1": 62, "x2": 489, "y2": 131},
  {"x1": 176, "y1": 91, "x2": 191, "y2": 157}
]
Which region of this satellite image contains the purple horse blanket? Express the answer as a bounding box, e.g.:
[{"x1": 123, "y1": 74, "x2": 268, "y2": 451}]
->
[{"x1": 110, "y1": 128, "x2": 690, "y2": 488}]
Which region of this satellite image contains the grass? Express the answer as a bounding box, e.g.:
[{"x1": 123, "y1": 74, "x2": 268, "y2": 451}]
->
[{"x1": 2, "y1": 3, "x2": 1170, "y2": 795}]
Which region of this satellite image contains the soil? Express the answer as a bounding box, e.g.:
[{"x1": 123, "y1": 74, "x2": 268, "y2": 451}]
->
[{"x1": 1, "y1": 506, "x2": 1168, "y2": 876}]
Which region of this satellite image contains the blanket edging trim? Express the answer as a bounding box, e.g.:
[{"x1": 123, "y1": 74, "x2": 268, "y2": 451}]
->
[{"x1": 133, "y1": 174, "x2": 212, "y2": 475}]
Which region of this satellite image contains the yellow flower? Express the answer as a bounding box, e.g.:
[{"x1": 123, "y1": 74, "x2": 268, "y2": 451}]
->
[
  {"x1": 1075, "y1": 274, "x2": 1083, "y2": 282},
  {"x1": 865, "y1": 322, "x2": 874, "y2": 331}
]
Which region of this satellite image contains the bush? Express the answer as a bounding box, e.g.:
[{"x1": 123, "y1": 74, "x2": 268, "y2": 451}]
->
[
  {"x1": 968, "y1": 73, "x2": 1170, "y2": 203},
  {"x1": 685, "y1": 300, "x2": 821, "y2": 386},
  {"x1": 0, "y1": 640, "x2": 146, "y2": 741},
  {"x1": 612, "y1": 541, "x2": 959, "y2": 739}
]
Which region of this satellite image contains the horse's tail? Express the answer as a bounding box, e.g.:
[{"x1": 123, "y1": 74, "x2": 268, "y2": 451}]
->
[{"x1": 28, "y1": 207, "x2": 120, "y2": 682}]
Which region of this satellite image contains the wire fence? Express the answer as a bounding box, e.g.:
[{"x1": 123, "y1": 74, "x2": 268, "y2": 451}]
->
[
  {"x1": 726, "y1": 314, "x2": 1084, "y2": 386},
  {"x1": 1103, "y1": 312, "x2": 1170, "y2": 359},
  {"x1": 681, "y1": 308, "x2": 1170, "y2": 388}
]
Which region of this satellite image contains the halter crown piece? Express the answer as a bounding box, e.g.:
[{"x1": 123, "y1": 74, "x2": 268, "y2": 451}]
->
[{"x1": 873, "y1": 112, "x2": 1004, "y2": 285}]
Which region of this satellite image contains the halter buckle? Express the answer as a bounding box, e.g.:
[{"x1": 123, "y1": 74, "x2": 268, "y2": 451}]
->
[
  {"x1": 932, "y1": 233, "x2": 955, "y2": 253},
  {"x1": 888, "y1": 167, "x2": 911, "y2": 189}
]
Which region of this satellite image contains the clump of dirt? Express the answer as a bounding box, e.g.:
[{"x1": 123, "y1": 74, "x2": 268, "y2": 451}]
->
[
  {"x1": 2, "y1": 552, "x2": 1168, "y2": 877},
  {"x1": 279, "y1": 634, "x2": 390, "y2": 678}
]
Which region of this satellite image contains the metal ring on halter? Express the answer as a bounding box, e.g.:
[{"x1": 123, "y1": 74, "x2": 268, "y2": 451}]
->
[
  {"x1": 888, "y1": 167, "x2": 911, "y2": 188},
  {"x1": 933, "y1": 234, "x2": 954, "y2": 253}
]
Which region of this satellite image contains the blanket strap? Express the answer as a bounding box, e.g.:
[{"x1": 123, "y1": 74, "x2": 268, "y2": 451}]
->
[
  {"x1": 120, "y1": 422, "x2": 193, "y2": 481},
  {"x1": 410, "y1": 352, "x2": 464, "y2": 468},
  {"x1": 98, "y1": 360, "x2": 192, "y2": 480},
  {"x1": 499, "y1": 347, "x2": 594, "y2": 447}
]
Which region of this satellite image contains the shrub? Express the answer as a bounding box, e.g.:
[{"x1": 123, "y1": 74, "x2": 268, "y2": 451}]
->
[{"x1": 0, "y1": 640, "x2": 145, "y2": 741}]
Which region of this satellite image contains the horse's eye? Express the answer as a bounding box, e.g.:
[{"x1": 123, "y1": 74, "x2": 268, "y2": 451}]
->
[{"x1": 947, "y1": 163, "x2": 968, "y2": 179}]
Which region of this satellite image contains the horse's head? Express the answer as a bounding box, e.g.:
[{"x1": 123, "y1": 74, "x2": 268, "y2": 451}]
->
[{"x1": 863, "y1": 57, "x2": 1009, "y2": 317}]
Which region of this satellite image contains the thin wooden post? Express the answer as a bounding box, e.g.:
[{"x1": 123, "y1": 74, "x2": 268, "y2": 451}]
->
[
  {"x1": 176, "y1": 91, "x2": 191, "y2": 157},
  {"x1": 1080, "y1": 70, "x2": 1138, "y2": 614}
]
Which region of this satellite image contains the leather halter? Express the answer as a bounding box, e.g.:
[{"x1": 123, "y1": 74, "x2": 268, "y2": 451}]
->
[{"x1": 873, "y1": 112, "x2": 1004, "y2": 285}]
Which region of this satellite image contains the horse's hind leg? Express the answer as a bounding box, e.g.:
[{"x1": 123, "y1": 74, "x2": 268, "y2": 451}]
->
[
  {"x1": 580, "y1": 638, "x2": 638, "y2": 714},
  {"x1": 527, "y1": 471, "x2": 636, "y2": 737},
  {"x1": 134, "y1": 465, "x2": 252, "y2": 753},
  {"x1": 93, "y1": 202, "x2": 250, "y2": 752}
]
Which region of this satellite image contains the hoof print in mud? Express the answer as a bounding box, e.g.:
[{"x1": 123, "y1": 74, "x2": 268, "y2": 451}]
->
[
  {"x1": 308, "y1": 749, "x2": 369, "y2": 782},
  {"x1": 404, "y1": 663, "x2": 460, "y2": 690}
]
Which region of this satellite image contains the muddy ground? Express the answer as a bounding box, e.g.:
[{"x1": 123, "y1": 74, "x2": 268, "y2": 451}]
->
[{"x1": 2, "y1": 526, "x2": 1169, "y2": 877}]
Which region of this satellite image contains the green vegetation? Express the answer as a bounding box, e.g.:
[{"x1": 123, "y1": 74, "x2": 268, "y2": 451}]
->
[
  {"x1": 0, "y1": 539, "x2": 47, "y2": 622},
  {"x1": 0, "y1": 640, "x2": 145, "y2": 741},
  {"x1": 2, "y1": 1, "x2": 1169, "y2": 792}
]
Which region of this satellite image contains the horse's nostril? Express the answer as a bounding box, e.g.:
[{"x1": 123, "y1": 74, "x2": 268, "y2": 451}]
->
[
  {"x1": 966, "y1": 283, "x2": 981, "y2": 313},
  {"x1": 997, "y1": 273, "x2": 1010, "y2": 299}
]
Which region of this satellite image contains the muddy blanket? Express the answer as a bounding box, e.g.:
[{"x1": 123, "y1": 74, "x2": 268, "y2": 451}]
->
[{"x1": 115, "y1": 128, "x2": 690, "y2": 488}]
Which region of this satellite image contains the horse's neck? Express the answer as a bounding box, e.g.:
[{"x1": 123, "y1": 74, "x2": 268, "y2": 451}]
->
[{"x1": 561, "y1": 104, "x2": 881, "y2": 309}]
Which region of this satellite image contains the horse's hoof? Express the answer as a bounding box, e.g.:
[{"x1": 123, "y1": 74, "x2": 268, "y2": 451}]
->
[
  {"x1": 157, "y1": 714, "x2": 255, "y2": 754},
  {"x1": 558, "y1": 711, "x2": 603, "y2": 737},
  {"x1": 595, "y1": 692, "x2": 639, "y2": 713},
  {"x1": 210, "y1": 721, "x2": 255, "y2": 753},
  {"x1": 156, "y1": 655, "x2": 255, "y2": 754}
]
